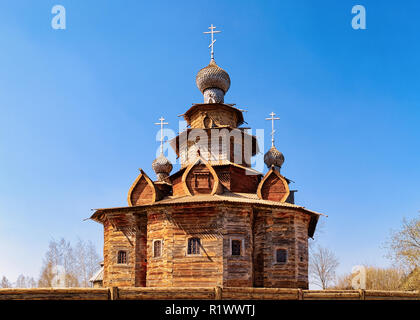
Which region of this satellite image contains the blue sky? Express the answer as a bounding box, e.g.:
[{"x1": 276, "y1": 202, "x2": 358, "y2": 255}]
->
[{"x1": 0, "y1": 0, "x2": 419, "y2": 284}]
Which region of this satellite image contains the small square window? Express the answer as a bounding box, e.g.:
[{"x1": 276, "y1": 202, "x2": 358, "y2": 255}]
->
[
  {"x1": 276, "y1": 249, "x2": 287, "y2": 263},
  {"x1": 231, "y1": 240, "x2": 241, "y2": 256},
  {"x1": 117, "y1": 250, "x2": 127, "y2": 264}
]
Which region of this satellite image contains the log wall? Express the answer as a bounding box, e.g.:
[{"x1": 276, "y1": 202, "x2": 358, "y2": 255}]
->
[
  {"x1": 103, "y1": 219, "x2": 137, "y2": 287},
  {"x1": 252, "y1": 209, "x2": 309, "y2": 288},
  {"x1": 103, "y1": 205, "x2": 311, "y2": 289},
  {"x1": 146, "y1": 206, "x2": 224, "y2": 287},
  {"x1": 223, "y1": 206, "x2": 253, "y2": 287}
]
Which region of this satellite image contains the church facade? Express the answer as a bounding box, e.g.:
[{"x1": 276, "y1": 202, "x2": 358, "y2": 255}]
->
[{"x1": 90, "y1": 29, "x2": 321, "y2": 289}]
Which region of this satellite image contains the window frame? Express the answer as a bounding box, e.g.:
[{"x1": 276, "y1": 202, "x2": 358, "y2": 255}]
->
[
  {"x1": 152, "y1": 239, "x2": 163, "y2": 258},
  {"x1": 186, "y1": 237, "x2": 201, "y2": 256},
  {"x1": 230, "y1": 238, "x2": 244, "y2": 257},
  {"x1": 274, "y1": 248, "x2": 288, "y2": 264},
  {"x1": 116, "y1": 250, "x2": 128, "y2": 265}
]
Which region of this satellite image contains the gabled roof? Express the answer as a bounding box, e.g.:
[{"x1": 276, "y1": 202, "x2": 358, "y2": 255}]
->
[{"x1": 89, "y1": 266, "x2": 104, "y2": 283}]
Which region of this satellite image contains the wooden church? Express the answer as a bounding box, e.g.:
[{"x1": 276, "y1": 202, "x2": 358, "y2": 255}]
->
[{"x1": 90, "y1": 26, "x2": 321, "y2": 289}]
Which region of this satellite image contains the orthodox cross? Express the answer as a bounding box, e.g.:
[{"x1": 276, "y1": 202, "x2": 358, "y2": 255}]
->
[
  {"x1": 265, "y1": 112, "x2": 280, "y2": 147},
  {"x1": 155, "y1": 116, "x2": 168, "y2": 154},
  {"x1": 203, "y1": 24, "x2": 221, "y2": 60}
]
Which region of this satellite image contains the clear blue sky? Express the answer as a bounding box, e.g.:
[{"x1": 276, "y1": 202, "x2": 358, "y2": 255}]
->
[{"x1": 0, "y1": 0, "x2": 419, "y2": 284}]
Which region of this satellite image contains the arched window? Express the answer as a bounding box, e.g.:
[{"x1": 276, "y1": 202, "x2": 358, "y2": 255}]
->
[
  {"x1": 117, "y1": 250, "x2": 127, "y2": 264},
  {"x1": 153, "y1": 240, "x2": 162, "y2": 258},
  {"x1": 276, "y1": 249, "x2": 287, "y2": 263},
  {"x1": 188, "y1": 237, "x2": 201, "y2": 255}
]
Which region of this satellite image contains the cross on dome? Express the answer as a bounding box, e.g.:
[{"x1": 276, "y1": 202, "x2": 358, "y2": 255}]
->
[
  {"x1": 203, "y1": 24, "x2": 221, "y2": 60},
  {"x1": 155, "y1": 116, "x2": 169, "y2": 155},
  {"x1": 266, "y1": 112, "x2": 280, "y2": 147}
]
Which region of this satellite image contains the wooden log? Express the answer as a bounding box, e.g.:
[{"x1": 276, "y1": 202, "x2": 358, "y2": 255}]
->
[
  {"x1": 221, "y1": 287, "x2": 299, "y2": 300},
  {"x1": 0, "y1": 288, "x2": 109, "y2": 300},
  {"x1": 364, "y1": 290, "x2": 420, "y2": 300},
  {"x1": 302, "y1": 290, "x2": 361, "y2": 300},
  {"x1": 118, "y1": 287, "x2": 215, "y2": 300}
]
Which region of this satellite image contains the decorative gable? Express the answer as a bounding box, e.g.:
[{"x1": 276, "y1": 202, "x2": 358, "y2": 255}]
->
[
  {"x1": 182, "y1": 157, "x2": 222, "y2": 195},
  {"x1": 257, "y1": 167, "x2": 290, "y2": 202},
  {"x1": 127, "y1": 169, "x2": 157, "y2": 206}
]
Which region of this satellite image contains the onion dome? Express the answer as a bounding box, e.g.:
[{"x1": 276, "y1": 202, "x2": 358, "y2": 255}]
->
[
  {"x1": 264, "y1": 145, "x2": 285, "y2": 170},
  {"x1": 152, "y1": 153, "x2": 173, "y2": 182},
  {"x1": 196, "y1": 59, "x2": 231, "y2": 103}
]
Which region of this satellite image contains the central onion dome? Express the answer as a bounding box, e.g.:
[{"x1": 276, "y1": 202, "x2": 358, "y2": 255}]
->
[
  {"x1": 264, "y1": 145, "x2": 285, "y2": 171},
  {"x1": 152, "y1": 153, "x2": 173, "y2": 183},
  {"x1": 196, "y1": 59, "x2": 231, "y2": 103}
]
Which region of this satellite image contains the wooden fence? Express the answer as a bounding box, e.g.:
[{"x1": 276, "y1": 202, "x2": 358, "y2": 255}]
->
[{"x1": 0, "y1": 287, "x2": 418, "y2": 300}]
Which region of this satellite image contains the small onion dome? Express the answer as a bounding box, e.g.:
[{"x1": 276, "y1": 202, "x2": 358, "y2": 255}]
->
[
  {"x1": 152, "y1": 154, "x2": 173, "y2": 176},
  {"x1": 264, "y1": 145, "x2": 285, "y2": 170},
  {"x1": 196, "y1": 59, "x2": 231, "y2": 94}
]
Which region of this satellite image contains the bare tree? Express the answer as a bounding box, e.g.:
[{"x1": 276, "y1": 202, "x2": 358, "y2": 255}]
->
[
  {"x1": 38, "y1": 262, "x2": 55, "y2": 287},
  {"x1": 309, "y1": 245, "x2": 339, "y2": 289},
  {"x1": 15, "y1": 274, "x2": 37, "y2": 288},
  {"x1": 385, "y1": 215, "x2": 420, "y2": 290},
  {"x1": 74, "y1": 239, "x2": 101, "y2": 287},
  {"x1": 386, "y1": 215, "x2": 420, "y2": 270},
  {"x1": 0, "y1": 276, "x2": 12, "y2": 288},
  {"x1": 38, "y1": 238, "x2": 101, "y2": 287}
]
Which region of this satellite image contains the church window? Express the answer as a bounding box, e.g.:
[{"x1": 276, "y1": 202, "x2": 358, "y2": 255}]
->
[
  {"x1": 117, "y1": 250, "x2": 127, "y2": 264},
  {"x1": 276, "y1": 249, "x2": 287, "y2": 263},
  {"x1": 194, "y1": 172, "x2": 211, "y2": 190},
  {"x1": 153, "y1": 240, "x2": 162, "y2": 258},
  {"x1": 188, "y1": 237, "x2": 201, "y2": 255},
  {"x1": 231, "y1": 239, "x2": 242, "y2": 256}
]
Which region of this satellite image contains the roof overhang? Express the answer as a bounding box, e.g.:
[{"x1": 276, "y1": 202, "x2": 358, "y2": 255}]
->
[
  {"x1": 89, "y1": 194, "x2": 325, "y2": 237},
  {"x1": 181, "y1": 103, "x2": 245, "y2": 127}
]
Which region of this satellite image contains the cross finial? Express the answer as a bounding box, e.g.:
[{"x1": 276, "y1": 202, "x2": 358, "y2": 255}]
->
[
  {"x1": 265, "y1": 112, "x2": 280, "y2": 147},
  {"x1": 155, "y1": 116, "x2": 169, "y2": 155},
  {"x1": 203, "y1": 24, "x2": 221, "y2": 60}
]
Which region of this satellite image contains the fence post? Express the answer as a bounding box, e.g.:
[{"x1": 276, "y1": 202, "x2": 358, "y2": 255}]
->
[
  {"x1": 110, "y1": 287, "x2": 119, "y2": 300},
  {"x1": 215, "y1": 286, "x2": 222, "y2": 300},
  {"x1": 359, "y1": 289, "x2": 365, "y2": 300},
  {"x1": 298, "y1": 289, "x2": 303, "y2": 300}
]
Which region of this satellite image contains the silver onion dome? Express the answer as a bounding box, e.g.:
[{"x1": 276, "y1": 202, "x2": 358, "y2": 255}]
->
[
  {"x1": 152, "y1": 153, "x2": 173, "y2": 182},
  {"x1": 264, "y1": 146, "x2": 285, "y2": 170},
  {"x1": 196, "y1": 59, "x2": 230, "y2": 103}
]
